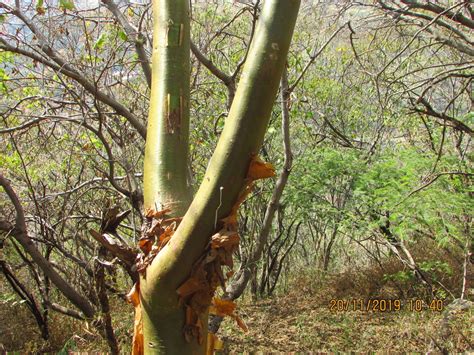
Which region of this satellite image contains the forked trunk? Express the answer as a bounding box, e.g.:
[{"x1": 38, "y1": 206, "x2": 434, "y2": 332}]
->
[{"x1": 141, "y1": 0, "x2": 300, "y2": 353}]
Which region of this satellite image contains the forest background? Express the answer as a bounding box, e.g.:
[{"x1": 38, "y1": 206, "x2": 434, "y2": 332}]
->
[{"x1": 0, "y1": 0, "x2": 472, "y2": 352}]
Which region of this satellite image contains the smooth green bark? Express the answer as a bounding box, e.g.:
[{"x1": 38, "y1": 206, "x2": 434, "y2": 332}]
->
[
  {"x1": 141, "y1": 0, "x2": 300, "y2": 353},
  {"x1": 143, "y1": 0, "x2": 193, "y2": 216},
  {"x1": 142, "y1": 0, "x2": 195, "y2": 352}
]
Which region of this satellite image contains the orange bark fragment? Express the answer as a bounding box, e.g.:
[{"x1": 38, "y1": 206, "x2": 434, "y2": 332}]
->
[
  {"x1": 137, "y1": 237, "x2": 154, "y2": 255},
  {"x1": 209, "y1": 297, "x2": 248, "y2": 333},
  {"x1": 247, "y1": 155, "x2": 276, "y2": 181},
  {"x1": 147, "y1": 219, "x2": 164, "y2": 237},
  {"x1": 162, "y1": 217, "x2": 183, "y2": 225},
  {"x1": 177, "y1": 156, "x2": 276, "y2": 344},
  {"x1": 209, "y1": 298, "x2": 236, "y2": 317},
  {"x1": 126, "y1": 282, "x2": 140, "y2": 307},
  {"x1": 206, "y1": 333, "x2": 224, "y2": 355},
  {"x1": 220, "y1": 213, "x2": 238, "y2": 230},
  {"x1": 177, "y1": 266, "x2": 208, "y2": 301},
  {"x1": 177, "y1": 277, "x2": 206, "y2": 300},
  {"x1": 131, "y1": 306, "x2": 144, "y2": 355},
  {"x1": 126, "y1": 283, "x2": 144, "y2": 355},
  {"x1": 183, "y1": 305, "x2": 205, "y2": 344},
  {"x1": 190, "y1": 290, "x2": 213, "y2": 315},
  {"x1": 210, "y1": 230, "x2": 240, "y2": 250},
  {"x1": 221, "y1": 182, "x2": 254, "y2": 229},
  {"x1": 144, "y1": 208, "x2": 171, "y2": 219},
  {"x1": 157, "y1": 222, "x2": 176, "y2": 250}
]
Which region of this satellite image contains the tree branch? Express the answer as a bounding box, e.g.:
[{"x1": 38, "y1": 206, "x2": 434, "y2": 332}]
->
[
  {"x1": 413, "y1": 97, "x2": 473, "y2": 136},
  {"x1": 0, "y1": 9, "x2": 147, "y2": 139},
  {"x1": 400, "y1": 0, "x2": 474, "y2": 30},
  {"x1": 0, "y1": 174, "x2": 96, "y2": 318},
  {"x1": 101, "y1": 0, "x2": 152, "y2": 88}
]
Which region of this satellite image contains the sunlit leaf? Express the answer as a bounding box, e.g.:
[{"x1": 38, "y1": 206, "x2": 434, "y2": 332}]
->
[
  {"x1": 94, "y1": 33, "x2": 107, "y2": 50},
  {"x1": 118, "y1": 30, "x2": 128, "y2": 41}
]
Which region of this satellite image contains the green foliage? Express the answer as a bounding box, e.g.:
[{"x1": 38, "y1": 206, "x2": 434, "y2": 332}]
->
[
  {"x1": 0, "y1": 2, "x2": 471, "y2": 351},
  {"x1": 59, "y1": 0, "x2": 75, "y2": 11},
  {"x1": 383, "y1": 270, "x2": 414, "y2": 283},
  {"x1": 118, "y1": 30, "x2": 128, "y2": 41},
  {"x1": 36, "y1": 0, "x2": 45, "y2": 14},
  {"x1": 94, "y1": 33, "x2": 107, "y2": 50},
  {"x1": 58, "y1": 338, "x2": 78, "y2": 354},
  {"x1": 0, "y1": 67, "x2": 9, "y2": 94},
  {"x1": 419, "y1": 260, "x2": 452, "y2": 277}
]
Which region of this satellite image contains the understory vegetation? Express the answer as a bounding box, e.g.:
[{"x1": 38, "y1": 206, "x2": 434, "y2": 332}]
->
[{"x1": 0, "y1": 0, "x2": 472, "y2": 353}]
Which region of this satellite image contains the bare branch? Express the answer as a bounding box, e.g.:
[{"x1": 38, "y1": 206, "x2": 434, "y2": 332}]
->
[
  {"x1": 413, "y1": 97, "x2": 473, "y2": 136},
  {"x1": 0, "y1": 174, "x2": 96, "y2": 318},
  {"x1": 400, "y1": 0, "x2": 474, "y2": 30},
  {"x1": 0, "y1": 15, "x2": 147, "y2": 139},
  {"x1": 101, "y1": 0, "x2": 152, "y2": 88},
  {"x1": 290, "y1": 22, "x2": 349, "y2": 92}
]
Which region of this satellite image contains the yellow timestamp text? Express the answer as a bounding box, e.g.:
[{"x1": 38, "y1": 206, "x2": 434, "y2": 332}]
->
[{"x1": 329, "y1": 299, "x2": 444, "y2": 312}]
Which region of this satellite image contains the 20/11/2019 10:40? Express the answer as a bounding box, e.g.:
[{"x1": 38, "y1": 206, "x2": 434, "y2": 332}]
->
[{"x1": 329, "y1": 299, "x2": 444, "y2": 312}]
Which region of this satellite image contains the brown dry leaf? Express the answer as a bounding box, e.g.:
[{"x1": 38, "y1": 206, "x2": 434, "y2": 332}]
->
[
  {"x1": 247, "y1": 155, "x2": 276, "y2": 181},
  {"x1": 144, "y1": 208, "x2": 171, "y2": 219}
]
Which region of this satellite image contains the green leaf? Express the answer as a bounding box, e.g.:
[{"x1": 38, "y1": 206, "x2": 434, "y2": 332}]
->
[
  {"x1": 59, "y1": 0, "x2": 75, "y2": 11},
  {"x1": 118, "y1": 30, "x2": 128, "y2": 41},
  {"x1": 94, "y1": 33, "x2": 107, "y2": 50},
  {"x1": 36, "y1": 0, "x2": 45, "y2": 13}
]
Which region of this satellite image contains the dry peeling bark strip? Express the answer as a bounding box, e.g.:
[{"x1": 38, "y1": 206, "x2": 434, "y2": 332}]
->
[
  {"x1": 128, "y1": 208, "x2": 180, "y2": 355},
  {"x1": 177, "y1": 155, "x2": 275, "y2": 350},
  {"x1": 126, "y1": 155, "x2": 275, "y2": 353},
  {"x1": 127, "y1": 283, "x2": 143, "y2": 355},
  {"x1": 136, "y1": 210, "x2": 178, "y2": 273}
]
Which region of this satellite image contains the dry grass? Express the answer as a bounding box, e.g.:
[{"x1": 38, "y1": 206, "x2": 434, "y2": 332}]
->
[
  {"x1": 1, "y1": 262, "x2": 472, "y2": 353},
  {"x1": 220, "y1": 287, "x2": 473, "y2": 353}
]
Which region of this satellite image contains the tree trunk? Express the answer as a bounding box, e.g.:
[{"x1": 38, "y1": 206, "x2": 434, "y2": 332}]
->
[{"x1": 140, "y1": 0, "x2": 300, "y2": 353}]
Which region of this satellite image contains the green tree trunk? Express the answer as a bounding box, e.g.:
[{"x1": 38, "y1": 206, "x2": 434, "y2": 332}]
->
[
  {"x1": 143, "y1": 0, "x2": 193, "y2": 216},
  {"x1": 141, "y1": 0, "x2": 300, "y2": 353}
]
